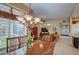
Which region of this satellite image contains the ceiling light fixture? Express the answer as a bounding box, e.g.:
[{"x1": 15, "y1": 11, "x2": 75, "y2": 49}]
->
[
  {"x1": 22, "y1": 20, "x2": 26, "y2": 24},
  {"x1": 30, "y1": 21, "x2": 33, "y2": 24},
  {"x1": 34, "y1": 17, "x2": 41, "y2": 23},
  {"x1": 24, "y1": 15, "x2": 33, "y2": 21},
  {"x1": 24, "y1": 3, "x2": 33, "y2": 21},
  {"x1": 16, "y1": 3, "x2": 46, "y2": 25},
  {"x1": 16, "y1": 16, "x2": 24, "y2": 22}
]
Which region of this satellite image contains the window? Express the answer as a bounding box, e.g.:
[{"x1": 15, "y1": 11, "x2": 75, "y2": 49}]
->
[
  {"x1": 0, "y1": 4, "x2": 11, "y2": 13},
  {"x1": 0, "y1": 4, "x2": 27, "y2": 54},
  {"x1": 0, "y1": 4, "x2": 25, "y2": 16},
  {"x1": 0, "y1": 18, "x2": 10, "y2": 50},
  {"x1": 0, "y1": 18, "x2": 10, "y2": 37},
  {"x1": 12, "y1": 8, "x2": 25, "y2": 16},
  {"x1": 0, "y1": 18, "x2": 27, "y2": 53},
  {"x1": 12, "y1": 21, "x2": 27, "y2": 37}
]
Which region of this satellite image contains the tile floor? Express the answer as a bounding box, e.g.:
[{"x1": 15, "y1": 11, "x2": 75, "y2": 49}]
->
[{"x1": 53, "y1": 36, "x2": 79, "y2": 55}]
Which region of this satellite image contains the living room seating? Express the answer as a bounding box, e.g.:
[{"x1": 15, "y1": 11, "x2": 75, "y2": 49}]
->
[{"x1": 27, "y1": 34, "x2": 59, "y2": 55}]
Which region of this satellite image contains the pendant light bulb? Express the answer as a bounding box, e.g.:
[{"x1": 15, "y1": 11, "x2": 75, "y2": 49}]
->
[
  {"x1": 34, "y1": 17, "x2": 41, "y2": 22},
  {"x1": 24, "y1": 15, "x2": 33, "y2": 21},
  {"x1": 16, "y1": 16, "x2": 24, "y2": 21}
]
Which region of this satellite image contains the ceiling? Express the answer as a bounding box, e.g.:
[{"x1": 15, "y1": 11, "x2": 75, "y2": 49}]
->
[{"x1": 24, "y1": 3, "x2": 76, "y2": 20}]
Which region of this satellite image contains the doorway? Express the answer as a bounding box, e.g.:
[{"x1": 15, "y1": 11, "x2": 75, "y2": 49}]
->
[{"x1": 60, "y1": 23, "x2": 70, "y2": 36}]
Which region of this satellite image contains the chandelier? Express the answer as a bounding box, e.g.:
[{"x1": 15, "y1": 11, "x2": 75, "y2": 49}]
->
[
  {"x1": 16, "y1": 15, "x2": 42, "y2": 25},
  {"x1": 24, "y1": 15, "x2": 33, "y2": 21},
  {"x1": 16, "y1": 3, "x2": 46, "y2": 25}
]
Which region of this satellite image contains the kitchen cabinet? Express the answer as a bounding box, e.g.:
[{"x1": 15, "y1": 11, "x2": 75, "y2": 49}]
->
[{"x1": 73, "y1": 37, "x2": 79, "y2": 48}]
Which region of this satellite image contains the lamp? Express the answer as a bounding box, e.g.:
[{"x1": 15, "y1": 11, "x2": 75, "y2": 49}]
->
[
  {"x1": 34, "y1": 17, "x2": 41, "y2": 23},
  {"x1": 16, "y1": 16, "x2": 24, "y2": 22},
  {"x1": 22, "y1": 20, "x2": 26, "y2": 24},
  {"x1": 24, "y1": 15, "x2": 33, "y2": 21},
  {"x1": 47, "y1": 24, "x2": 51, "y2": 26},
  {"x1": 30, "y1": 21, "x2": 33, "y2": 24}
]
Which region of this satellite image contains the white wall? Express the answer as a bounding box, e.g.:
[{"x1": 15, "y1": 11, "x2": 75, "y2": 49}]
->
[{"x1": 72, "y1": 4, "x2": 79, "y2": 17}]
